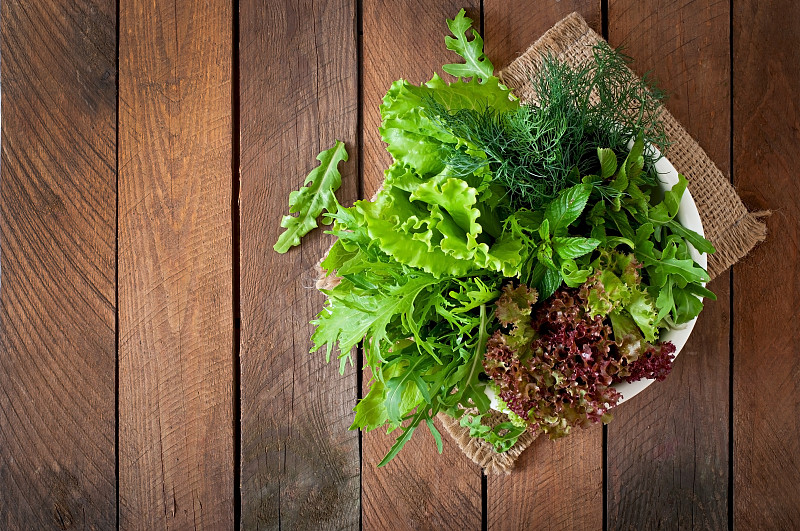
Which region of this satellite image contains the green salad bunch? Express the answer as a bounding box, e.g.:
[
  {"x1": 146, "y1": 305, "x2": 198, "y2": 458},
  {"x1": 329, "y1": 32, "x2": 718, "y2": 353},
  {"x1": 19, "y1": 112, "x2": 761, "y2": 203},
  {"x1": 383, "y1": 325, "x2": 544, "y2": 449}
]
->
[{"x1": 274, "y1": 10, "x2": 715, "y2": 465}]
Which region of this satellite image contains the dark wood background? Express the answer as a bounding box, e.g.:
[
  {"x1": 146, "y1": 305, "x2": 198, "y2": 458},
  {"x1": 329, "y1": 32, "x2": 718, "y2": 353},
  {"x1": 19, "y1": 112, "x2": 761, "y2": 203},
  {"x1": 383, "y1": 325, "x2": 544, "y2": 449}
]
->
[{"x1": 0, "y1": 0, "x2": 797, "y2": 529}]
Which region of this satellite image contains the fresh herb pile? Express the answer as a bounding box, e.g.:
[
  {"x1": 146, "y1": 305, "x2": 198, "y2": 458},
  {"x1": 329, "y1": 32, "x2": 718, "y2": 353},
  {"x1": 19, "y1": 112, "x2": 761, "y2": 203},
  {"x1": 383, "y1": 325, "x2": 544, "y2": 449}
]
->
[{"x1": 274, "y1": 10, "x2": 715, "y2": 465}]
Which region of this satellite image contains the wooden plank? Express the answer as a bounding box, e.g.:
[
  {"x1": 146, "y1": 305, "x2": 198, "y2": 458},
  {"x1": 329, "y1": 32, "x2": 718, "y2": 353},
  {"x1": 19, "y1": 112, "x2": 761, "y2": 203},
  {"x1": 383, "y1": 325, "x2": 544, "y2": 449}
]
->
[
  {"x1": 117, "y1": 1, "x2": 233, "y2": 527},
  {"x1": 485, "y1": 0, "x2": 602, "y2": 71},
  {"x1": 489, "y1": 426, "x2": 603, "y2": 530},
  {"x1": 732, "y1": 1, "x2": 800, "y2": 527},
  {"x1": 0, "y1": 1, "x2": 117, "y2": 528},
  {"x1": 361, "y1": 2, "x2": 483, "y2": 529},
  {"x1": 605, "y1": 1, "x2": 732, "y2": 528},
  {"x1": 482, "y1": 4, "x2": 604, "y2": 529},
  {"x1": 238, "y1": 1, "x2": 360, "y2": 529}
]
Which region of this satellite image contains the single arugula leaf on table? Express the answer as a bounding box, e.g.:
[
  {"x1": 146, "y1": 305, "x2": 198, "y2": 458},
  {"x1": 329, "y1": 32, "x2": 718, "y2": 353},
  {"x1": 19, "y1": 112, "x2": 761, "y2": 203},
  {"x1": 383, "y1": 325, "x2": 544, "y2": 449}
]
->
[{"x1": 274, "y1": 140, "x2": 348, "y2": 253}]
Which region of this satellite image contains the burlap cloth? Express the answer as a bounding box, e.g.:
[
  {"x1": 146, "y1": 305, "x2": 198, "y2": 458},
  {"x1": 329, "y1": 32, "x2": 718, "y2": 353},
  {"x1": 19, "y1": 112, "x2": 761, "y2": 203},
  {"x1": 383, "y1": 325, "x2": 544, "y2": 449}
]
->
[{"x1": 317, "y1": 12, "x2": 767, "y2": 474}]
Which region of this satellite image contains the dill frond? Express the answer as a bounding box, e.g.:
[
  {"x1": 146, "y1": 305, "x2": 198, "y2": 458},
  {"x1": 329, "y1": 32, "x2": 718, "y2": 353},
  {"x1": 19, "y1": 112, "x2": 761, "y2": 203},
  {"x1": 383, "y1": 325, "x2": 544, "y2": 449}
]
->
[{"x1": 425, "y1": 42, "x2": 670, "y2": 211}]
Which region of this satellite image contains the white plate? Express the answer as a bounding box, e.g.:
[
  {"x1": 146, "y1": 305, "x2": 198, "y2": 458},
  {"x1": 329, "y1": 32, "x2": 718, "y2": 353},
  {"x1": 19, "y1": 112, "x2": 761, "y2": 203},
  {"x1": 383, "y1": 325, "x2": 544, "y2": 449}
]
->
[
  {"x1": 615, "y1": 147, "x2": 706, "y2": 404},
  {"x1": 488, "y1": 147, "x2": 708, "y2": 410}
]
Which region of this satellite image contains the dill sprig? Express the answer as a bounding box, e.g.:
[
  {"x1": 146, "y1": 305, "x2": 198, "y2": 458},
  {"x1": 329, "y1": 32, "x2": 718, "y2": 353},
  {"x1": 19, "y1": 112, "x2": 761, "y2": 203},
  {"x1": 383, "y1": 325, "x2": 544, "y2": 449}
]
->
[{"x1": 427, "y1": 42, "x2": 670, "y2": 211}]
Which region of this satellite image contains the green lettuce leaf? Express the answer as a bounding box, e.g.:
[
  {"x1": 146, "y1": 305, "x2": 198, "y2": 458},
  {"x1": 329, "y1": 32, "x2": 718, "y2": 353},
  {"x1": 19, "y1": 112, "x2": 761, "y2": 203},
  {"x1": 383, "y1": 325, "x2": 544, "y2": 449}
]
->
[
  {"x1": 379, "y1": 75, "x2": 517, "y2": 176},
  {"x1": 356, "y1": 172, "x2": 523, "y2": 277}
]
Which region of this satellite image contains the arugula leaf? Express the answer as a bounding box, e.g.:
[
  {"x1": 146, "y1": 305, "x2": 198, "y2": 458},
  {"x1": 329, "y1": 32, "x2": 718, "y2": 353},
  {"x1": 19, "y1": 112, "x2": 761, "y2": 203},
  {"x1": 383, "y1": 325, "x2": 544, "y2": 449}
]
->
[
  {"x1": 384, "y1": 355, "x2": 434, "y2": 423},
  {"x1": 378, "y1": 409, "x2": 427, "y2": 467},
  {"x1": 666, "y1": 219, "x2": 716, "y2": 255},
  {"x1": 274, "y1": 141, "x2": 348, "y2": 253},
  {"x1": 442, "y1": 9, "x2": 495, "y2": 83},
  {"x1": 448, "y1": 304, "x2": 492, "y2": 412},
  {"x1": 426, "y1": 418, "x2": 444, "y2": 454},
  {"x1": 649, "y1": 173, "x2": 688, "y2": 224},
  {"x1": 654, "y1": 277, "x2": 675, "y2": 323},
  {"x1": 658, "y1": 261, "x2": 710, "y2": 286}
]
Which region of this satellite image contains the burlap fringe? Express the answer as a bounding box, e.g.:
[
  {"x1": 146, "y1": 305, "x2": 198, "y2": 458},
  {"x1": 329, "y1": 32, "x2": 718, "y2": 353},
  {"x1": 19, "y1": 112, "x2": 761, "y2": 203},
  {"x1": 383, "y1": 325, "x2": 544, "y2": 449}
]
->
[
  {"x1": 706, "y1": 211, "x2": 769, "y2": 279},
  {"x1": 436, "y1": 412, "x2": 539, "y2": 475},
  {"x1": 313, "y1": 12, "x2": 768, "y2": 475}
]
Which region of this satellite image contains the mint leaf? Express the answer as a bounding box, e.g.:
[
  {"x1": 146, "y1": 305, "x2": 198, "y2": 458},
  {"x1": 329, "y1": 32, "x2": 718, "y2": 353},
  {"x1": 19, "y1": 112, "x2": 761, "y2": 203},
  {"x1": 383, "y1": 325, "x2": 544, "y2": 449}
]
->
[
  {"x1": 539, "y1": 267, "x2": 563, "y2": 300},
  {"x1": 544, "y1": 184, "x2": 592, "y2": 235},
  {"x1": 538, "y1": 218, "x2": 550, "y2": 240},
  {"x1": 597, "y1": 147, "x2": 618, "y2": 179},
  {"x1": 442, "y1": 9, "x2": 495, "y2": 83},
  {"x1": 624, "y1": 132, "x2": 645, "y2": 182},
  {"x1": 274, "y1": 141, "x2": 348, "y2": 253},
  {"x1": 552, "y1": 236, "x2": 600, "y2": 259}
]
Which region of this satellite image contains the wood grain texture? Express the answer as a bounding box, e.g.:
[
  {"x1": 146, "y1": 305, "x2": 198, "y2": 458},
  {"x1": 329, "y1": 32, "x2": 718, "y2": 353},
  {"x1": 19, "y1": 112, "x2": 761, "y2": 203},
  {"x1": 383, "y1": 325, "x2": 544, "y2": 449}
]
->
[
  {"x1": 484, "y1": 4, "x2": 603, "y2": 529},
  {"x1": 361, "y1": 2, "x2": 483, "y2": 529},
  {"x1": 484, "y1": 0, "x2": 601, "y2": 71},
  {"x1": 0, "y1": 1, "x2": 117, "y2": 528},
  {"x1": 118, "y1": 1, "x2": 233, "y2": 528},
  {"x1": 733, "y1": 0, "x2": 800, "y2": 527},
  {"x1": 489, "y1": 426, "x2": 603, "y2": 530},
  {"x1": 238, "y1": 1, "x2": 360, "y2": 529},
  {"x1": 606, "y1": 1, "x2": 731, "y2": 528}
]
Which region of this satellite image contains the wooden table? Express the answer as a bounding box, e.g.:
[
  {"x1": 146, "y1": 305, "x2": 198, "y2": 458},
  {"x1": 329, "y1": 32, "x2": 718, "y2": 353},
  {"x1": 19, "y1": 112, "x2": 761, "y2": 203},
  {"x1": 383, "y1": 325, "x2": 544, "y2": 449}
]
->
[{"x1": 1, "y1": 1, "x2": 798, "y2": 529}]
